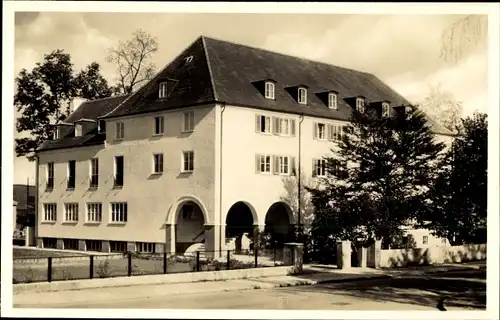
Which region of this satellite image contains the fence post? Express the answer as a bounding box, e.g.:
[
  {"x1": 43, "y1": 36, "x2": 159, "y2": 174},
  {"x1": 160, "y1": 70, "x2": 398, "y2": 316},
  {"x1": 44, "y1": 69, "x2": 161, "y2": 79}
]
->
[
  {"x1": 196, "y1": 251, "x2": 200, "y2": 272},
  {"x1": 254, "y1": 248, "x2": 258, "y2": 268},
  {"x1": 227, "y1": 250, "x2": 230, "y2": 270},
  {"x1": 89, "y1": 255, "x2": 94, "y2": 279},
  {"x1": 47, "y1": 257, "x2": 52, "y2": 282},
  {"x1": 127, "y1": 252, "x2": 132, "y2": 277},
  {"x1": 163, "y1": 252, "x2": 167, "y2": 274}
]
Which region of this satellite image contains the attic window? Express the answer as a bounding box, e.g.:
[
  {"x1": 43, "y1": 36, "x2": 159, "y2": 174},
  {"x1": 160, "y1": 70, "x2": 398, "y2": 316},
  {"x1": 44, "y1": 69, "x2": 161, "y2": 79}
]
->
[
  {"x1": 184, "y1": 56, "x2": 194, "y2": 64},
  {"x1": 159, "y1": 82, "x2": 168, "y2": 99},
  {"x1": 298, "y1": 88, "x2": 307, "y2": 105},
  {"x1": 356, "y1": 98, "x2": 365, "y2": 113},
  {"x1": 75, "y1": 124, "x2": 83, "y2": 137},
  {"x1": 264, "y1": 82, "x2": 275, "y2": 99},
  {"x1": 53, "y1": 127, "x2": 60, "y2": 140},
  {"x1": 328, "y1": 93, "x2": 338, "y2": 109},
  {"x1": 98, "y1": 120, "x2": 106, "y2": 133},
  {"x1": 405, "y1": 106, "x2": 413, "y2": 114},
  {"x1": 382, "y1": 102, "x2": 390, "y2": 117}
]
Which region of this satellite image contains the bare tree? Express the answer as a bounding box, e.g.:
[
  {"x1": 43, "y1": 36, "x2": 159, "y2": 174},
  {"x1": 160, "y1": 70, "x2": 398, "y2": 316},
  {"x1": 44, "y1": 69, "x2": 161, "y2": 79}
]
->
[
  {"x1": 106, "y1": 29, "x2": 159, "y2": 94},
  {"x1": 440, "y1": 15, "x2": 487, "y2": 63},
  {"x1": 418, "y1": 84, "x2": 463, "y2": 133}
]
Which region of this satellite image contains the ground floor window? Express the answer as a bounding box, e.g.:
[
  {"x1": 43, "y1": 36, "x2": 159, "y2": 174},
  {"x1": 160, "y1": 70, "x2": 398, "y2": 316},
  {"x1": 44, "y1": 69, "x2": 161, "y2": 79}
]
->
[
  {"x1": 86, "y1": 240, "x2": 102, "y2": 252},
  {"x1": 110, "y1": 240, "x2": 127, "y2": 253},
  {"x1": 136, "y1": 242, "x2": 155, "y2": 253},
  {"x1": 63, "y1": 238, "x2": 79, "y2": 250},
  {"x1": 43, "y1": 237, "x2": 57, "y2": 249}
]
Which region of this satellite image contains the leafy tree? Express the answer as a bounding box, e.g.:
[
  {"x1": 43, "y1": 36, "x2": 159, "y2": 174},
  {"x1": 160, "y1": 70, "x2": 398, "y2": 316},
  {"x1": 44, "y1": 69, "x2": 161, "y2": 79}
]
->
[
  {"x1": 15, "y1": 49, "x2": 112, "y2": 160},
  {"x1": 105, "y1": 29, "x2": 159, "y2": 94},
  {"x1": 422, "y1": 112, "x2": 487, "y2": 244},
  {"x1": 440, "y1": 15, "x2": 487, "y2": 64},
  {"x1": 419, "y1": 84, "x2": 463, "y2": 133},
  {"x1": 307, "y1": 104, "x2": 446, "y2": 253}
]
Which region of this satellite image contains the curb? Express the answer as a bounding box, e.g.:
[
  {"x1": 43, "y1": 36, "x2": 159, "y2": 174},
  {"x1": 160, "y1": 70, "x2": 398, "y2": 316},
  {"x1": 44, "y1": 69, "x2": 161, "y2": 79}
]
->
[{"x1": 313, "y1": 274, "x2": 392, "y2": 284}]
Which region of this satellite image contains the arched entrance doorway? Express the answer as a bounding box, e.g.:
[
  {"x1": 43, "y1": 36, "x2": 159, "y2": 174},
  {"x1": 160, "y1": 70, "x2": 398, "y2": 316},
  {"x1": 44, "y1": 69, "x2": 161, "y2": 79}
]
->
[
  {"x1": 264, "y1": 202, "x2": 295, "y2": 248},
  {"x1": 175, "y1": 201, "x2": 205, "y2": 254},
  {"x1": 225, "y1": 202, "x2": 256, "y2": 253}
]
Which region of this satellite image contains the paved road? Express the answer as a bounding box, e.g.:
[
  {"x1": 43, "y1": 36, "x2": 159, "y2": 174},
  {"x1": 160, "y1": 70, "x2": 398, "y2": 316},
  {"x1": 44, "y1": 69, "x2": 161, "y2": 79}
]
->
[{"x1": 16, "y1": 270, "x2": 485, "y2": 310}]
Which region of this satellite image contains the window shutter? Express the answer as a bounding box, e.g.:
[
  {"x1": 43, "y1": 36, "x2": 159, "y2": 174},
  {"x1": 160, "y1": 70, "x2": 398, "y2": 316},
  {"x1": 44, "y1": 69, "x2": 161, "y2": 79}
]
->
[
  {"x1": 290, "y1": 156, "x2": 296, "y2": 176},
  {"x1": 255, "y1": 114, "x2": 260, "y2": 133},
  {"x1": 255, "y1": 154, "x2": 261, "y2": 173},
  {"x1": 327, "y1": 124, "x2": 333, "y2": 141},
  {"x1": 273, "y1": 117, "x2": 279, "y2": 135},
  {"x1": 313, "y1": 123, "x2": 318, "y2": 139},
  {"x1": 312, "y1": 158, "x2": 317, "y2": 177},
  {"x1": 273, "y1": 155, "x2": 279, "y2": 174},
  {"x1": 290, "y1": 119, "x2": 296, "y2": 137}
]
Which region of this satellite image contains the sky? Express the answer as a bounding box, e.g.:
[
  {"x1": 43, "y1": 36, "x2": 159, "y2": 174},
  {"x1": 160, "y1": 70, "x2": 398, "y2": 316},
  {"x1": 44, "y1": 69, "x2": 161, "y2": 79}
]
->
[{"x1": 11, "y1": 11, "x2": 489, "y2": 185}]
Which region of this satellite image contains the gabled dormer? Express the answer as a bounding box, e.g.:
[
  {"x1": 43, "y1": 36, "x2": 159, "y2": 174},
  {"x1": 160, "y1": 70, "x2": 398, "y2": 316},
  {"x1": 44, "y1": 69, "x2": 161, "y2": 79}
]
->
[
  {"x1": 316, "y1": 90, "x2": 339, "y2": 110},
  {"x1": 74, "y1": 118, "x2": 96, "y2": 137},
  {"x1": 345, "y1": 95, "x2": 366, "y2": 113},
  {"x1": 52, "y1": 122, "x2": 73, "y2": 140},
  {"x1": 285, "y1": 84, "x2": 309, "y2": 105},
  {"x1": 156, "y1": 78, "x2": 178, "y2": 99},
  {"x1": 393, "y1": 105, "x2": 414, "y2": 118},
  {"x1": 370, "y1": 100, "x2": 392, "y2": 118},
  {"x1": 252, "y1": 78, "x2": 277, "y2": 100}
]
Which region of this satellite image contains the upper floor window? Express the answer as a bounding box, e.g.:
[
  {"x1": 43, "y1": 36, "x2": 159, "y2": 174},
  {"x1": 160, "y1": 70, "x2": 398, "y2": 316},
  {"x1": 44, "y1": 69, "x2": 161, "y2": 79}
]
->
[
  {"x1": 64, "y1": 203, "x2": 79, "y2": 222},
  {"x1": 90, "y1": 158, "x2": 99, "y2": 188},
  {"x1": 264, "y1": 82, "x2": 275, "y2": 99},
  {"x1": 274, "y1": 117, "x2": 295, "y2": 136},
  {"x1": 182, "y1": 151, "x2": 194, "y2": 173},
  {"x1": 356, "y1": 98, "x2": 365, "y2": 113},
  {"x1": 314, "y1": 123, "x2": 327, "y2": 140},
  {"x1": 298, "y1": 87, "x2": 307, "y2": 104},
  {"x1": 182, "y1": 111, "x2": 195, "y2": 132},
  {"x1": 277, "y1": 156, "x2": 290, "y2": 175},
  {"x1": 328, "y1": 124, "x2": 344, "y2": 141},
  {"x1": 86, "y1": 203, "x2": 102, "y2": 223},
  {"x1": 67, "y1": 160, "x2": 76, "y2": 190},
  {"x1": 256, "y1": 114, "x2": 271, "y2": 134},
  {"x1": 110, "y1": 202, "x2": 128, "y2": 223},
  {"x1": 423, "y1": 235, "x2": 429, "y2": 245},
  {"x1": 382, "y1": 102, "x2": 391, "y2": 118},
  {"x1": 115, "y1": 122, "x2": 124, "y2": 140},
  {"x1": 328, "y1": 93, "x2": 338, "y2": 109},
  {"x1": 46, "y1": 162, "x2": 54, "y2": 190},
  {"x1": 256, "y1": 154, "x2": 271, "y2": 174},
  {"x1": 43, "y1": 203, "x2": 57, "y2": 222},
  {"x1": 75, "y1": 123, "x2": 83, "y2": 137},
  {"x1": 154, "y1": 116, "x2": 164, "y2": 135},
  {"x1": 153, "y1": 153, "x2": 164, "y2": 174},
  {"x1": 313, "y1": 159, "x2": 327, "y2": 177},
  {"x1": 114, "y1": 156, "x2": 124, "y2": 187},
  {"x1": 159, "y1": 82, "x2": 168, "y2": 99}
]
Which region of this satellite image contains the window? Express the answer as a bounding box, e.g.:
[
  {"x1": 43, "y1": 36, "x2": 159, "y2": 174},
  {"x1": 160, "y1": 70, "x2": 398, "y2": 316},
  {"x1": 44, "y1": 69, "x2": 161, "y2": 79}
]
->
[
  {"x1": 356, "y1": 98, "x2": 365, "y2": 113},
  {"x1": 110, "y1": 202, "x2": 128, "y2": 223},
  {"x1": 153, "y1": 153, "x2": 164, "y2": 174},
  {"x1": 423, "y1": 236, "x2": 429, "y2": 245},
  {"x1": 43, "y1": 203, "x2": 57, "y2": 222},
  {"x1": 67, "y1": 160, "x2": 76, "y2": 189},
  {"x1": 86, "y1": 240, "x2": 102, "y2": 252},
  {"x1": 382, "y1": 103, "x2": 390, "y2": 118},
  {"x1": 75, "y1": 123, "x2": 83, "y2": 137},
  {"x1": 328, "y1": 125, "x2": 343, "y2": 141},
  {"x1": 98, "y1": 120, "x2": 106, "y2": 133},
  {"x1": 154, "y1": 116, "x2": 164, "y2": 135},
  {"x1": 275, "y1": 118, "x2": 294, "y2": 136},
  {"x1": 405, "y1": 106, "x2": 413, "y2": 114},
  {"x1": 64, "y1": 203, "x2": 79, "y2": 222},
  {"x1": 256, "y1": 154, "x2": 271, "y2": 174},
  {"x1": 110, "y1": 241, "x2": 127, "y2": 253},
  {"x1": 115, "y1": 122, "x2": 124, "y2": 140},
  {"x1": 278, "y1": 156, "x2": 289, "y2": 175},
  {"x1": 137, "y1": 242, "x2": 156, "y2": 253},
  {"x1": 64, "y1": 239, "x2": 79, "y2": 250},
  {"x1": 265, "y1": 82, "x2": 275, "y2": 99},
  {"x1": 46, "y1": 162, "x2": 54, "y2": 189},
  {"x1": 256, "y1": 115, "x2": 271, "y2": 134},
  {"x1": 182, "y1": 151, "x2": 194, "y2": 172},
  {"x1": 183, "y1": 111, "x2": 195, "y2": 132},
  {"x1": 315, "y1": 123, "x2": 327, "y2": 140},
  {"x1": 43, "y1": 238, "x2": 57, "y2": 249},
  {"x1": 313, "y1": 159, "x2": 327, "y2": 177},
  {"x1": 328, "y1": 93, "x2": 338, "y2": 109},
  {"x1": 114, "y1": 156, "x2": 124, "y2": 187},
  {"x1": 159, "y1": 82, "x2": 168, "y2": 98},
  {"x1": 298, "y1": 87, "x2": 307, "y2": 104},
  {"x1": 86, "y1": 203, "x2": 102, "y2": 223},
  {"x1": 53, "y1": 127, "x2": 60, "y2": 140},
  {"x1": 90, "y1": 158, "x2": 99, "y2": 188}
]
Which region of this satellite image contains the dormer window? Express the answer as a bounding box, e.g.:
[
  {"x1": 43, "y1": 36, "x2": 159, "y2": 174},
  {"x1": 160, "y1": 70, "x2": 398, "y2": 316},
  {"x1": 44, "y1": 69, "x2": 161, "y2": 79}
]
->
[
  {"x1": 264, "y1": 82, "x2": 275, "y2": 100},
  {"x1": 158, "y1": 82, "x2": 168, "y2": 99},
  {"x1": 298, "y1": 87, "x2": 307, "y2": 104},
  {"x1": 53, "y1": 127, "x2": 60, "y2": 140},
  {"x1": 328, "y1": 93, "x2": 338, "y2": 109},
  {"x1": 382, "y1": 102, "x2": 391, "y2": 117},
  {"x1": 98, "y1": 120, "x2": 106, "y2": 134},
  {"x1": 356, "y1": 98, "x2": 365, "y2": 113},
  {"x1": 405, "y1": 106, "x2": 413, "y2": 114},
  {"x1": 75, "y1": 124, "x2": 83, "y2": 137}
]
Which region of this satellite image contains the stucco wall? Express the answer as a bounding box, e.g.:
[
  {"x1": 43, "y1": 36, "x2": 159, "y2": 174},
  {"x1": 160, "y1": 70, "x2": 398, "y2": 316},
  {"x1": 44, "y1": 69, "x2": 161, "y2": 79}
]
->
[
  {"x1": 402, "y1": 228, "x2": 449, "y2": 248},
  {"x1": 37, "y1": 105, "x2": 217, "y2": 244},
  {"x1": 380, "y1": 243, "x2": 486, "y2": 268}
]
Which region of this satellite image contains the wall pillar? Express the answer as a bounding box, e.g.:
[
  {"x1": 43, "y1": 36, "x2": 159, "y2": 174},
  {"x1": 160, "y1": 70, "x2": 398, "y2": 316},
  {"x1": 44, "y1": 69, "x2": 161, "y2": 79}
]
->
[
  {"x1": 101, "y1": 240, "x2": 110, "y2": 253},
  {"x1": 127, "y1": 242, "x2": 136, "y2": 252},
  {"x1": 78, "y1": 240, "x2": 86, "y2": 251},
  {"x1": 164, "y1": 223, "x2": 175, "y2": 254},
  {"x1": 13, "y1": 202, "x2": 18, "y2": 231},
  {"x1": 56, "y1": 239, "x2": 64, "y2": 250},
  {"x1": 367, "y1": 240, "x2": 382, "y2": 269},
  {"x1": 37, "y1": 238, "x2": 43, "y2": 248},
  {"x1": 357, "y1": 246, "x2": 368, "y2": 268},
  {"x1": 337, "y1": 240, "x2": 351, "y2": 269},
  {"x1": 155, "y1": 243, "x2": 166, "y2": 253},
  {"x1": 284, "y1": 242, "x2": 304, "y2": 274},
  {"x1": 204, "y1": 224, "x2": 220, "y2": 259}
]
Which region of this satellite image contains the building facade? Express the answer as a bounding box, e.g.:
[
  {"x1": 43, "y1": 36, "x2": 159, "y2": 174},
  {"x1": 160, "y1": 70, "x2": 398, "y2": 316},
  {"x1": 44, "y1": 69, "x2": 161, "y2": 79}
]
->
[{"x1": 35, "y1": 36, "x2": 454, "y2": 255}]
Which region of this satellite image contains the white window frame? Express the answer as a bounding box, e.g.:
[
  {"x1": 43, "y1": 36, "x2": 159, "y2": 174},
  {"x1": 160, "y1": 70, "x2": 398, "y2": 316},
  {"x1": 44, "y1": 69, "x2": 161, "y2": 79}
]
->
[
  {"x1": 356, "y1": 98, "x2": 365, "y2": 113},
  {"x1": 154, "y1": 116, "x2": 164, "y2": 135},
  {"x1": 53, "y1": 127, "x2": 60, "y2": 140},
  {"x1": 86, "y1": 203, "x2": 102, "y2": 223},
  {"x1": 298, "y1": 87, "x2": 307, "y2": 104},
  {"x1": 110, "y1": 202, "x2": 128, "y2": 223},
  {"x1": 423, "y1": 236, "x2": 429, "y2": 245},
  {"x1": 277, "y1": 118, "x2": 291, "y2": 136},
  {"x1": 182, "y1": 151, "x2": 194, "y2": 173},
  {"x1": 137, "y1": 242, "x2": 156, "y2": 253},
  {"x1": 75, "y1": 123, "x2": 83, "y2": 137},
  {"x1": 328, "y1": 93, "x2": 338, "y2": 109},
  {"x1": 382, "y1": 103, "x2": 390, "y2": 118},
  {"x1": 278, "y1": 156, "x2": 290, "y2": 175},
  {"x1": 153, "y1": 153, "x2": 164, "y2": 174},
  {"x1": 317, "y1": 123, "x2": 327, "y2": 140},
  {"x1": 46, "y1": 162, "x2": 54, "y2": 189},
  {"x1": 90, "y1": 158, "x2": 99, "y2": 188},
  {"x1": 182, "y1": 111, "x2": 195, "y2": 133},
  {"x1": 257, "y1": 115, "x2": 272, "y2": 134},
  {"x1": 159, "y1": 82, "x2": 168, "y2": 98},
  {"x1": 63, "y1": 203, "x2": 79, "y2": 223},
  {"x1": 115, "y1": 122, "x2": 124, "y2": 140},
  {"x1": 259, "y1": 155, "x2": 272, "y2": 174},
  {"x1": 264, "y1": 82, "x2": 275, "y2": 99},
  {"x1": 43, "y1": 203, "x2": 57, "y2": 222},
  {"x1": 315, "y1": 159, "x2": 327, "y2": 177}
]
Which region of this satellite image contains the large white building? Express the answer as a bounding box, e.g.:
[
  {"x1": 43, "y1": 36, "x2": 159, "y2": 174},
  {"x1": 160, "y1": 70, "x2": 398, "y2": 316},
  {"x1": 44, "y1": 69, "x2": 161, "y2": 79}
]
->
[{"x1": 35, "y1": 36, "x2": 454, "y2": 255}]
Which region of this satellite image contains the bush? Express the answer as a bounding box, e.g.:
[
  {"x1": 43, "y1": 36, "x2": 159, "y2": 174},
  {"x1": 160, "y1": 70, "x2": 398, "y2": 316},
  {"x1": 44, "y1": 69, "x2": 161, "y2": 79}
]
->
[{"x1": 96, "y1": 260, "x2": 110, "y2": 278}]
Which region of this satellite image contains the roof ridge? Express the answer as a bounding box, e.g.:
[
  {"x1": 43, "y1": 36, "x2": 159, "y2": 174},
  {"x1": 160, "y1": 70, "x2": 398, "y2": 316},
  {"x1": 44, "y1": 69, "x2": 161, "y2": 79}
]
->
[
  {"x1": 100, "y1": 36, "x2": 205, "y2": 119},
  {"x1": 202, "y1": 35, "x2": 374, "y2": 77},
  {"x1": 201, "y1": 36, "x2": 218, "y2": 101}
]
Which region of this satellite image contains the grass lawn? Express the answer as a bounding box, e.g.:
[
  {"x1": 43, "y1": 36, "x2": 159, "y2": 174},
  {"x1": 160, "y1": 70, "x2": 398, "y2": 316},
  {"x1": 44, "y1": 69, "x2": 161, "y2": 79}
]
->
[{"x1": 13, "y1": 248, "x2": 87, "y2": 258}]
